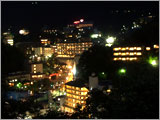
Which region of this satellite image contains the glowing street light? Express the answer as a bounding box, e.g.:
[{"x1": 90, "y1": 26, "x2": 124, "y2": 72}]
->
[
  {"x1": 119, "y1": 68, "x2": 126, "y2": 75},
  {"x1": 106, "y1": 36, "x2": 116, "y2": 44},
  {"x1": 148, "y1": 56, "x2": 158, "y2": 67}
]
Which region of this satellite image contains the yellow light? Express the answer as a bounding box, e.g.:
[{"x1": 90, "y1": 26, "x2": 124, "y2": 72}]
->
[
  {"x1": 113, "y1": 58, "x2": 117, "y2": 61},
  {"x1": 130, "y1": 52, "x2": 134, "y2": 55},
  {"x1": 122, "y1": 58, "x2": 126, "y2": 61},
  {"x1": 122, "y1": 53, "x2": 126, "y2": 56},
  {"x1": 118, "y1": 57, "x2": 122, "y2": 60},
  {"x1": 126, "y1": 57, "x2": 129, "y2": 60},
  {"x1": 113, "y1": 48, "x2": 119, "y2": 51},
  {"x1": 126, "y1": 47, "x2": 129, "y2": 50},
  {"x1": 119, "y1": 47, "x2": 121, "y2": 50},
  {"x1": 107, "y1": 89, "x2": 111, "y2": 93},
  {"x1": 146, "y1": 47, "x2": 151, "y2": 51},
  {"x1": 126, "y1": 52, "x2": 129, "y2": 55},
  {"x1": 129, "y1": 47, "x2": 134, "y2": 50},
  {"x1": 114, "y1": 53, "x2": 119, "y2": 56},
  {"x1": 137, "y1": 47, "x2": 142, "y2": 50},
  {"x1": 153, "y1": 45, "x2": 159, "y2": 49},
  {"x1": 137, "y1": 52, "x2": 142, "y2": 55},
  {"x1": 118, "y1": 52, "x2": 121, "y2": 55},
  {"x1": 134, "y1": 47, "x2": 137, "y2": 49},
  {"x1": 122, "y1": 48, "x2": 126, "y2": 51}
]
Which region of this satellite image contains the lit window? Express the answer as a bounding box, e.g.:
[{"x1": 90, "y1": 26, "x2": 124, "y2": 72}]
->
[
  {"x1": 126, "y1": 47, "x2": 129, "y2": 50},
  {"x1": 34, "y1": 71, "x2": 36, "y2": 73},
  {"x1": 126, "y1": 52, "x2": 129, "y2": 55},
  {"x1": 137, "y1": 47, "x2": 142, "y2": 50},
  {"x1": 129, "y1": 47, "x2": 134, "y2": 50},
  {"x1": 34, "y1": 68, "x2": 36, "y2": 70},
  {"x1": 118, "y1": 52, "x2": 121, "y2": 55},
  {"x1": 130, "y1": 52, "x2": 134, "y2": 55},
  {"x1": 122, "y1": 53, "x2": 126, "y2": 56},
  {"x1": 126, "y1": 57, "x2": 129, "y2": 60},
  {"x1": 146, "y1": 47, "x2": 151, "y2": 51},
  {"x1": 122, "y1": 48, "x2": 126, "y2": 51},
  {"x1": 134, "y1": 47, "x2": 137, "y2": 49},
  {"x1": 137, "y1": 52, "x2": 142, "y2": 55},
  {"x1": 114, "y1": 53, "x2": 119, "y2": 56},
  {"x1": 113, "y1": 48, "x2": 119, "y2": 51},
  {"x1": 122, "y1": 58, "x2": 126, "y2": 61},
  {"x1": 113, "y1": 58, "x2": 118, "y2": 61},
  {"x1": 118, "y1": 57, "x2": 122, "y2": 60},
  {"x1": 34, "y1": 65, "x2": 36, "y2": 67}
]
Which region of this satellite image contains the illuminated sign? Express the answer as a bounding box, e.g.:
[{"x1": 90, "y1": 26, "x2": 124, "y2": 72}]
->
[{"x1": 74, "y1": 21, "x2": 80, "y2": 24}]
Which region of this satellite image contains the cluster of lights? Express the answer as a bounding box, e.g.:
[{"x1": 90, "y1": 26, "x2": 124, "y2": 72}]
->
[
  {"x1": 91, "y1": 34, "x2": 101, "y2": 38},
  {"x1": 113, "y1": 52, "x2": 142, "y2": 56},
  {"x1": 113, "y1": 47, "x2": 142, "y2": 51},
  {"x1": 32, "y1": 75, "x2": 43, "y2": 78},
  {"x1": 114, "y1": 57, "x2": 137, "y2": 61},
  {"x1": 106, "y1": 36, "x2": 116, "y2": 47}
]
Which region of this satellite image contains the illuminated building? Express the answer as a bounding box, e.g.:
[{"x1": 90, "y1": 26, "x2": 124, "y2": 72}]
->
[
  {"x1": 31, "y1": 63, "x2": 43, "y2": 74},
  {"x1": 30, "y1": 63, "x2": 45, "y2": 79},
  {"x1": 61, "y1": 80, "x2": 89, "y2": 113},
  {"x1": 56, "y1": 42, "x2": 93, "y2": 58},
  {"x1": 113, "y1": 45, "x2": 159, "y2": 61},
  {"x1": 33, "y1": 46, "x2": 54, "y2": 58},
  {"x1": 2, "y1": 32, "x2": 14, "y2": 46},
  {"x1": 40, "y1": 39, "x2": 50, "y2": 46}
]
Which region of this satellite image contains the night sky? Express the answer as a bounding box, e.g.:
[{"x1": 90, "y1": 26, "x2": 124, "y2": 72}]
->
[{"x1": 2, "y1": 1, "x2": 158, "y2": 32}]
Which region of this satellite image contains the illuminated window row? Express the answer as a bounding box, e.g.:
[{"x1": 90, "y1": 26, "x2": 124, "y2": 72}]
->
[
  {"x1": 113, "y1": 57, "x2": 138, "y2": 61},
  {"x1": 32, "y1": 75, "x2": 43, "y2": 78},
  {"x1": 113, "y1": 47, "x2": 142, "y2": 51},
  {"x1": 113, "y1": 52, "x2": 142, "y2": 56}
]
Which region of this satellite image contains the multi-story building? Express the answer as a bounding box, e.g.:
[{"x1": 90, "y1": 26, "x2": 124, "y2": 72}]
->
[
  {"x1": 113, "y1": 44, "x2": 159, "y2": 61},
  {"x1": 40, "y1": 39, "x2": 51, "y2": 46},
  {"x1": 56, "y1": 41, "x2": 93, "y2": 58},
  {"x1": 34, "y1": 46, "x2": 54, "y2": 57},
  {"x1": 30, "y1": 63, "x2": 45, "y2": 79},
  {"x1": 61, "y1": 80, "x2": 89, "y2": 113},
  {"x1": 2, "y1": 32, "x2": 14, "y2": 46}
]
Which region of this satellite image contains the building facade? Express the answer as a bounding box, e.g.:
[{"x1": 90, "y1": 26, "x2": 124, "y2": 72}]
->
[
  {"x1": 61, "y1": 81, "x2": 89, "y2": 113},
  {"x1": 113, "y1": 45, "x2": 159, "y2": 61},
  {"x1": 56, "y1": 42, "x2": 93, "y2": 58}
]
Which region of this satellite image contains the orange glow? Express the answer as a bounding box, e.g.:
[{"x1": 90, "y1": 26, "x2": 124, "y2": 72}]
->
[
  {"x1": 146, "y1": 47, "x2": 151, "y2": 51},
  {"x1": 137, "y1": 47, "x2": 142, "y2": 50},
  {"x1": 153, "y1": 45, "x2": 159, "y2": 49}
]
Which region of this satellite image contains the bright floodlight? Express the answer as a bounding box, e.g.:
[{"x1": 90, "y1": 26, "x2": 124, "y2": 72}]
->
[
  {"x1": 151, "y1": 60, "x2": 157, "y2": 66},
  {"x1": 80, "y1": 19, "x2": 84, "y2": 22},
  {"x1": 106, "y1": 36, "x2": 116, "y2": 44},
  {"x1": 19, "y1": 30, "x2": 25, "y2": 34},
  {"x1": 119, "y1": 68, "x2": 126, "y2": 74},
  {"x1": 148, "y1": 56, "x2": 158, "y2": 67}
]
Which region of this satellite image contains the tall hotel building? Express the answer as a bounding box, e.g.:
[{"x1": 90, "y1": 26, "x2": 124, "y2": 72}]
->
[{"x1": 56, "y1": 41, "x2": 93, "y2": 58}]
